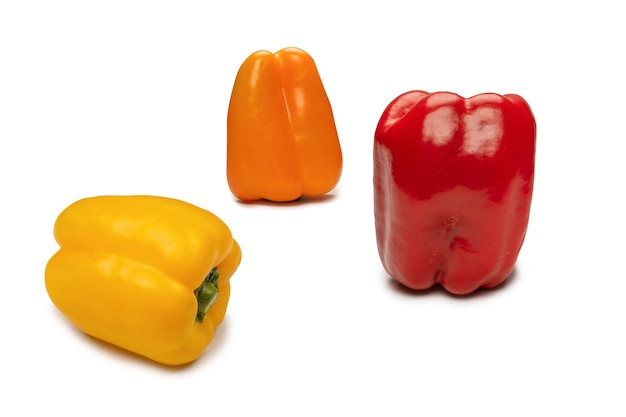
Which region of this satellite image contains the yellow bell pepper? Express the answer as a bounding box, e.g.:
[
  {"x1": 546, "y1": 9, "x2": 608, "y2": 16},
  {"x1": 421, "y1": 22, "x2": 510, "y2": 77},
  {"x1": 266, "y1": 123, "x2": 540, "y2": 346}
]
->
[{"x1": 44, "y1": 195, "x2": 242, "y2": 366}]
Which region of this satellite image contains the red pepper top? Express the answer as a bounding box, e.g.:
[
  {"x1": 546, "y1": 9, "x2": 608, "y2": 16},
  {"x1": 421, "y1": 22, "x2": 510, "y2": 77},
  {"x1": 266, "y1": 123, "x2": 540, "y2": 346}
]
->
[{"x1": 375, "y1": 91, "x2": 535, "y2": 202}]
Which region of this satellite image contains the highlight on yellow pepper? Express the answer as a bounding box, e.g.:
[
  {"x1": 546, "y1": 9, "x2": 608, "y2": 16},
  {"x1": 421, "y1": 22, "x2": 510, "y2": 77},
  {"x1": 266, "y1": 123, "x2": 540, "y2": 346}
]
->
[
  {"x1": 44, "y1": 195, "x2": 242, "y2": 366},
  {"x1": 227, "y1": 47, "x2": 343, "y2": 202}
]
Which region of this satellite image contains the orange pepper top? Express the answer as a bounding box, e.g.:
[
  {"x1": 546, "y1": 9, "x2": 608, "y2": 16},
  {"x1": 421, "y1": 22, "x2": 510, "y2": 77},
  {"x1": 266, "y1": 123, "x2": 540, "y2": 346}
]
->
[{"x1": 227, "y1": 47, "x2": 343, "y2": 202}]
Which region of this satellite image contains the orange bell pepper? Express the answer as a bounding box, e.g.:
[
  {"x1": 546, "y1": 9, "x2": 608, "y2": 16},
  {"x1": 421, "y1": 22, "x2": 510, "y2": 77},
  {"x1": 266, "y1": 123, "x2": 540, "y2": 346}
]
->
[{"x1": 227, "y1": 47, "x2": 343, "y2": 202}]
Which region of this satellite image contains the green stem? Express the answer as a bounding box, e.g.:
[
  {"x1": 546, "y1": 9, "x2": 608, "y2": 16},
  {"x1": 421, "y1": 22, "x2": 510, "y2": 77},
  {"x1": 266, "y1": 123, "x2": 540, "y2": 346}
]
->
[{"x1": 194, "y1": 267, "x2": 219, "y2": 323}]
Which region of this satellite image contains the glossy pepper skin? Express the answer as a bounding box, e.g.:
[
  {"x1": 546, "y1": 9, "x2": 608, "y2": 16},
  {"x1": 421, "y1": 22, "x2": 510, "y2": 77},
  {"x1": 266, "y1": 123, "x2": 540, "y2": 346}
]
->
[
  {"x1": 227, "y1": 47, "x2": 342, "y2": 202},
  {"x1": 45, "y1": 195, "x2": 242, "y2": 365},
  {"x1": 374, "y1": 91, "x2": 535, "y2": 295}
]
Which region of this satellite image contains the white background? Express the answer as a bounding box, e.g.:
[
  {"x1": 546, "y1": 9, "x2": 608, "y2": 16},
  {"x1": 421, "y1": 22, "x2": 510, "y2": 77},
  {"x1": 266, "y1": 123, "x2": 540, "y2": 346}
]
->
[{"x1": 2, "y1": 1, "x2": 625, "y2": 415}]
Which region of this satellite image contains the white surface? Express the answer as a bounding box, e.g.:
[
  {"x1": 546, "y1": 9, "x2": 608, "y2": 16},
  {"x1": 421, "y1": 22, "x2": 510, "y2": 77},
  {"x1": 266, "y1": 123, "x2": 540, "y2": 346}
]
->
[{"x1": 2, "y1": 1, "x2": 625, "y2": 415}]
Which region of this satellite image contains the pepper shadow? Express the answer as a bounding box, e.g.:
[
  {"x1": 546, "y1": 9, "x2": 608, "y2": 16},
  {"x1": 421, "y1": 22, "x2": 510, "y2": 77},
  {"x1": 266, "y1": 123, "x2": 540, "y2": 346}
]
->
[
  {"x1": 233, "y1": 192, "x2": 338, "y2": 207},
  {"x1": 384, "y1": 266, "x2": 519, "y2": 300}
]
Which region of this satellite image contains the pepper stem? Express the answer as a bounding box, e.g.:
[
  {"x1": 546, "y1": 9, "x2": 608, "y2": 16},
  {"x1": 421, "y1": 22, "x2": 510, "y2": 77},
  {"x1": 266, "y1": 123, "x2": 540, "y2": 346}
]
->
[{"x1": 194, "y1": 267, "x2": 219, "y2": 323}]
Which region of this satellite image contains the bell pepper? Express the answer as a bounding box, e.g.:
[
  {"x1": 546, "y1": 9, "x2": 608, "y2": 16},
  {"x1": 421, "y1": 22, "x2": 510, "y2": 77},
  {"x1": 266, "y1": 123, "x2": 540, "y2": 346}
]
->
[
  {"x1": 227, "y1": 47, "x2": 342, "y2": 202},
  {"x1": 44, "y1": 195, "x2": 242, "y2": 365},
  {"x1": 374, "y1": 90, "x2": 536, "y2": 295}
]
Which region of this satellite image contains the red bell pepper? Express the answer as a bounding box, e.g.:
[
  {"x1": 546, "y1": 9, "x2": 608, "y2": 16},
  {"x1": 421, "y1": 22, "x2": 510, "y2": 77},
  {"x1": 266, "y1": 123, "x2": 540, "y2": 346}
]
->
[{"x1": 374, "y1": 90, "x2": 536, "y2": 295}]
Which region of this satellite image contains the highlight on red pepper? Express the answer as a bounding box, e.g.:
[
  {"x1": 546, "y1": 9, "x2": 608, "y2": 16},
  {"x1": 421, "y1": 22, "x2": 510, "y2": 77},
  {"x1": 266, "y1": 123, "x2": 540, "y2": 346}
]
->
[
  {"x1": 374, "y1": 90, "x2": 536, "y2": 295},
  {"x1": 227, "y1": 47, "x2": 342, "y2": 202}
]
